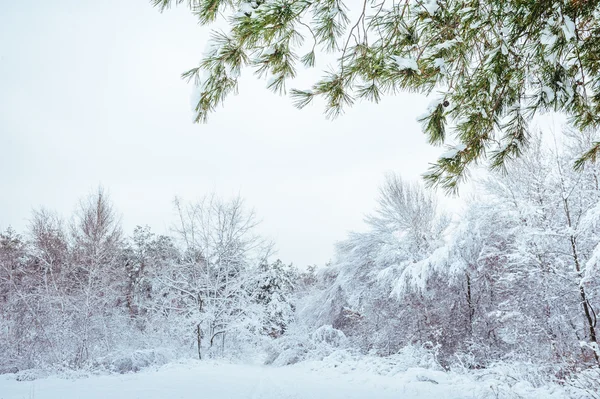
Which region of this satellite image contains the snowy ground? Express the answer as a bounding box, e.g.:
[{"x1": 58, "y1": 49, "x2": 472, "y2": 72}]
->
[{"x1": 0, "y1": 357, "x2": 574, "y2": 399}]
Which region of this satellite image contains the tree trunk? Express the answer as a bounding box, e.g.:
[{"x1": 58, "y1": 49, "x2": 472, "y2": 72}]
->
[
  {"x1": 221, "y1": 332, "x2": 225, "y2": 357},
  {"x1": 466, "y1": 272, "x2": 474, "y2": 334},
  {"x1": 567, "y1": 219, "x2": 599, "y2": 364},
  {"x1": 196, "y1": 324, "x2": 202, "y2": 360},
  {"x1": 557, "y1": 167, "x2": 599, "y2": 364}
]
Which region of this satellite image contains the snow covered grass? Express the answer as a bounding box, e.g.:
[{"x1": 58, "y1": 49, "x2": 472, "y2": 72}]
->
[{"x1": 0, "y1": 353, "x2": 582, "y2": 399}]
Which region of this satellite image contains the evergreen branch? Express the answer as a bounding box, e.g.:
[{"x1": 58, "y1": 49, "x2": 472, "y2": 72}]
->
[{"x1": 575, "y1": 142, "x2": 600, "y2": 171}]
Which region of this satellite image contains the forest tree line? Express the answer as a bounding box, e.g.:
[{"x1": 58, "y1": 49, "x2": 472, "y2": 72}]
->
[{"x1": 1, "y1": 130, "x2": 599, "y2": 374}]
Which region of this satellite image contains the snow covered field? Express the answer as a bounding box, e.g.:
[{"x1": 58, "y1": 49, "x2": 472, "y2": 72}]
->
[{"x1": 0, "y1": 357, "x2": 573, "y2": 399}]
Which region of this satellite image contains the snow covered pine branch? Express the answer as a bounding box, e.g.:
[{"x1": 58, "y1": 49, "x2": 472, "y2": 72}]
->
[{"x1": 154, "y1": 0, "x2": 600, "y2": 191}]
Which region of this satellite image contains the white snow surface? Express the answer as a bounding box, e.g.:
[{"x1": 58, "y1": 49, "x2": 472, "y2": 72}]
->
[
  {"x1": 0, "y1": 355, "x2": 572, "y2": 399},
  {"x1": 393, "y1": 56, "x2": 420, "y2": 73},
  {"x1": 562, "y1": 15, "x2": 576, "y2": 41}
]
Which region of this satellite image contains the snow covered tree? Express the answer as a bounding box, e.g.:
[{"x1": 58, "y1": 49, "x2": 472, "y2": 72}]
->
[
  {"x1": 25, "y1": 210, "x2": 73, "y2": 366},
  {"x1": 0, "y1": 227, "x2": 26, "y2": 306},
  {"x1": 254, "y1": 259, "x2": 296, "y2": 338},
  {"x1": 162, "y1": 194, "x2": 273, "y2": 358},
  {"x1": 29, "y1": 209, "x2": 69, "y2": 295},
  {"x1": 68, "y1": 187, "x2": 126, "y2": 366},
  {"x1": 305, "y1": 173, "x2": 448, "y2": 353},
  {"x1": 1, "y1": 190, "x2": 130, "y2": 370},
  {"x1": 428, "y1": 131, "x2": 600, "y2": 366},
  {"x1": 478, "y1": 134, "x2": 600, "y2": 364},
  {"x1": 0, "y1": 228, "x2": 29, "y2": 370},
  {"x1": 298, "y1": 144, "x2": 599, "y2": 366},
  {"x1": 123, "y1": 225, "x2": 180, "y2": 317},
  {"x1": 154, "y1": 0, "x2": 600, "y2": 190}
]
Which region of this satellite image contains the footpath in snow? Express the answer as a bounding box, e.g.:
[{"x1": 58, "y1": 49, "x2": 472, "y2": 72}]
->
[{"x1": 0, "y1": 355, "x2": 573, "y2": 399}]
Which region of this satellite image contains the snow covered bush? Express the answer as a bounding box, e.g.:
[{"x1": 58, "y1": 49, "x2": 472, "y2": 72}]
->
[
  {"x1": 263, "y1": 325, "x2": 312, "y2": 366},
  {"x1": 568, "y1": 366, "x2": 600, "y2": 399},
  {"x1": 94, "y1": 348, "x2": 177, "y2": 374},
  {"x1": 310, "y1": 325, "x2": 348, "y2": 348},
  {"x1": 264, "y1": 324, "x2": 350, "y2": 367}
]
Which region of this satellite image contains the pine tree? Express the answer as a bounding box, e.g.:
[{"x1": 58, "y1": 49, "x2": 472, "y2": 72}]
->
[
  {"x1": 154, "y1": 0, "x2": 600, "y2": 191},
  {"x1": 254, "y1": 259, "x2": 296, "y2": 338}
]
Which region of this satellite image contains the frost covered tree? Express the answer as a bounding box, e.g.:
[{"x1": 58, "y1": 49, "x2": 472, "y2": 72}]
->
[
  {"x1": 153, "y1": 0, "x2": 600, "y2": 190},
  {"x1": 0, "y1": 189, "x2": 132, "y2": 369},
  {"x1": 25, "y1": 210, "x2": 74, "y2": 365},
  {"x1": 68, "y1": 187, "x2": 127, "y2": 366},
  {"x1": 417, "y1": 131, "x2": 600, "y2": 365},
  {"x1": 162, "y1": 195, "x2": 273, "y2": 358},
  {"x1": 0, "y1": 228, "x2": 26, "y2": 306},
  {"x1": 305, "y1": 173, "x2": 449, "y2": 353},
  {"x1": 0, "y1": 228, "x2": 29, "y2": 370},
  {"x1": 298, "y1": 136, "x2": 600, "y2": 367},
  {"x1": 475, "y1": 132, "x2": 600, "y2": 364},
  {"x1": 0, "y1": 190, "x2": 302, "y2": 369},
  {"x1": 123, "y1": 225, "x2": 180, "y2": 317},
  {"x1": 254, "y1": 259, "x2": 296, "y2": 338}
]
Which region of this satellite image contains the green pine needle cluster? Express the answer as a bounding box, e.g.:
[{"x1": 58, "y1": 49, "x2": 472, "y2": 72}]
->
[{"x1": 154, "y1": 0, "x2": 600, "y2": 192}]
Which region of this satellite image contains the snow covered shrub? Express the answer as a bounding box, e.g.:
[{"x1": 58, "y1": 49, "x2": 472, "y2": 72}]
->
[
  {"x1": 567, "y1": 367, "x2": 600, "y2": 399},
  {"x1": 264, "y1": 324, "x2": 351, "y2": 366},
  {"x1": 14, "y1": 369, "x2": 50, "y2": 382},
  {"x1": 263, "y1": 326, "x2": 311, "y2": 366},
  {"x1": 94, "y1": 348, "x2": 177, "y2": 374},
  {"x1": 467, "y1": 361, "x2": 561, "y2": 390},
  {"x1": 0, "y1": 366, "x2": 18, "y2": 375},
  {"x1": 270, "y1": 349, "x2": 303, "y2": 367},
  {"x1": 390, "y1": 344, "x2": 443, "y2": 372},
  {"x1": 310, "y1": 325, "x2": 348, "y2": 348}
]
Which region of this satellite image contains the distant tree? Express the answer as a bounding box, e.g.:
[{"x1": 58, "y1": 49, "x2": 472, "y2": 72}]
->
[
  {"x1": 69, "y1": 187, "x2": 125, "y2": 366},
  {"x1": 416, "y1": 131, "x2": 600, "y2": 366},
  {"x1": 153, "y1": 0, "x2": 600, "y2": 190},
  {"x1": 305, "y1": 174, "x2": 448, "y2": 353},
  {"x1": 164, "y1": 194, "x2": 272, "y2": 358},
  {"x1": 25, "y1": 210, "x2": 71, "y2": 365},
  {"x1": 0, "y1": 227, "x2": 26, "y2": 305},
  {"x1": 0, "y1": 228, "x2": 29, "y2": 368},
  {"x1": 254, "y1": 259, "x2": 296, "y2": 337},
  {"x1": 477, "y1": 132, "x2": 600, "y2": 364},
  {"x1": 123, "y1": 225, "x2": 180, "y2": 317},
  {"x1": 29, "y1": 209, "x2": 69, "y2": 295}
]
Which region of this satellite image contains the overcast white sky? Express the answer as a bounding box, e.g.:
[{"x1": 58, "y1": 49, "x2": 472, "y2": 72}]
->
[{"x1": 1, "y1": 0, "x2": 449, "y2": 267}]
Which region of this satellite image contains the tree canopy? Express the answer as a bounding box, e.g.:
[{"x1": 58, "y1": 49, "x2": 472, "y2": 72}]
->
[{"x1": 152, "y1": 0, "x2": 600, "y2": 191}]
